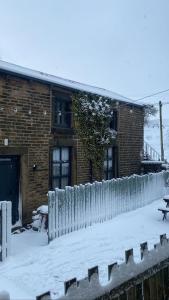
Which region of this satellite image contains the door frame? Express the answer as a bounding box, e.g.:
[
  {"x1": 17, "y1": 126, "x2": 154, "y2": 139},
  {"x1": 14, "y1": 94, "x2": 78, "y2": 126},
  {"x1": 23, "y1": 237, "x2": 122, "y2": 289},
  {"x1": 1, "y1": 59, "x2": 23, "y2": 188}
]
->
[{"x1": 0, "y1": 147, "x2": 29, "y2": 226}]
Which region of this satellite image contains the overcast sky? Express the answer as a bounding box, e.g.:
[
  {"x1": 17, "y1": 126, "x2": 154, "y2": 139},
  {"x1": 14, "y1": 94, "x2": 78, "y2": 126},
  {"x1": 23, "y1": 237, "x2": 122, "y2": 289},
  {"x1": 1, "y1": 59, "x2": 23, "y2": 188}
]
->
[{"x1": 0, "y1": 0, "x2": 169, "y2": 101}]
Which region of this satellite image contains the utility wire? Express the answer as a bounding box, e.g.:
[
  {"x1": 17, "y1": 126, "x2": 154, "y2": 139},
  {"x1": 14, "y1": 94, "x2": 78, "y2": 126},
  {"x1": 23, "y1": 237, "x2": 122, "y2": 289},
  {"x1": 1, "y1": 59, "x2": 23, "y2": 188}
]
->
[{"x1": 134, "y1": 88, "x2": 169, "y2": 102}]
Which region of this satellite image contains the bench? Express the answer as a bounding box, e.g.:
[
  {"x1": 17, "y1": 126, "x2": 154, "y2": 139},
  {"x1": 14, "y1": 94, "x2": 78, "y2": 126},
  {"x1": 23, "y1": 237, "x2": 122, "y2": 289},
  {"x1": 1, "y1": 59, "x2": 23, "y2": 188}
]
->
[
  {"x1": 163, "y1": 195, "x2": 169, "y2": 208},
  {"x1": 158, "y1": 208, "x2": 169, "y2": 220}
]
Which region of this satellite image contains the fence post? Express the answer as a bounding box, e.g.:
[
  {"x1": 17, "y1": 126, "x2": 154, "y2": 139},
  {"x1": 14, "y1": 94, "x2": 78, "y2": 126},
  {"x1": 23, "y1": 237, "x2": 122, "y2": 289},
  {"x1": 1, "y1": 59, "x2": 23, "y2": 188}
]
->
[{"x1": 0, "y1": 201, "x2": 11, "y2": 261}]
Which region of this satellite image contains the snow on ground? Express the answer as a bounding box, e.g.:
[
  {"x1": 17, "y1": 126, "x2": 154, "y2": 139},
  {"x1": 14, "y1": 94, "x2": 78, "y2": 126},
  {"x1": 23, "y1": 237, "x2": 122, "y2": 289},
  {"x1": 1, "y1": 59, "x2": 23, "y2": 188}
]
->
[{"x1": 1, "y1": 198, "x2": 169, "y2": 299}]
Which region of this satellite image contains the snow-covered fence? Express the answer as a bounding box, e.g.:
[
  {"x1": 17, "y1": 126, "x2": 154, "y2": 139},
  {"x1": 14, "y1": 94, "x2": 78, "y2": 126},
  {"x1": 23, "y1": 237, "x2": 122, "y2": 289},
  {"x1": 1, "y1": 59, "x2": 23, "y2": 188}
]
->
[
  {"x1": 37, "y1": 234, "x2": 169, "y2": 300},
  {"x1": 48, "y1": 171, "x2": 169, "y2": 241},
  {"x1": 0, "y1": 201, "x2": 11, "y2": 261}
]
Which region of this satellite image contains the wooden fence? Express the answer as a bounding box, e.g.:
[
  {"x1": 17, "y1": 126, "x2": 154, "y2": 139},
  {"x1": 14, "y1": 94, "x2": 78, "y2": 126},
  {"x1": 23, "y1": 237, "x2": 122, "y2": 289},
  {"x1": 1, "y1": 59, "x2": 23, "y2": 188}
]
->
[
  {"x1": 37, "y1": 234, "x2": 169, "y2": 300},
  {"x1": 0, "y1": 201, "x2": 11, "y2": 261},
  {"x1": 48, "y1": 171, "x2": 169, "y2": 242}
]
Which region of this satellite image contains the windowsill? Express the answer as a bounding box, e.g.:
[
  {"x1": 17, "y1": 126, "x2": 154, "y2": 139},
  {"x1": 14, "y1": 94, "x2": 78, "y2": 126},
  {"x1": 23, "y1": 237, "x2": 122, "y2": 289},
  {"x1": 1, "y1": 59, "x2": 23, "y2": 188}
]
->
[{"x1": 51, "y1": 127, "x2": 75, "y2": 135}]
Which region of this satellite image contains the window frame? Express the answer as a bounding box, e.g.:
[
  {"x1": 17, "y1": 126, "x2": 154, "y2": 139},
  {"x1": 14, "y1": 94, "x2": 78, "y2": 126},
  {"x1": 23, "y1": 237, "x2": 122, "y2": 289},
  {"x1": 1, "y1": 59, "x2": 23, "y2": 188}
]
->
[
  {"x1": 104, "y1": 146, "x2": 118, "y2": 180},
  {"x1": 53, "y1": 94, "x2": 72, "y2": 129},
  {"x1": 51, "y1": 147, "x2": 71, "y2": 189}
]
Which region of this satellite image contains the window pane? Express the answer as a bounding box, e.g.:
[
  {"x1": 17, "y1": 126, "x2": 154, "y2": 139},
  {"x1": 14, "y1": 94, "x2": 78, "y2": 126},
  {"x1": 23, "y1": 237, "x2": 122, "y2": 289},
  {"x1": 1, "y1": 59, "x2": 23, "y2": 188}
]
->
[
  {"x1": 108, "y1": 147, "x2": 112, "y2": 158},
  {"x1": 53, "y1": 163, "x2": 60, "y2": 176},
  {"x1": 52, "y1": 178, "x2": 60, "y2": 189},
  {"x1": 53, "y1": 148, "x2": 60, "y2": 161},
  {"x1": 61, "y1": 177, "x2": 69, "y2": 189},
  {"x1": 62, "y1": 147, "x2": 69, "y2": 161},
  {"x1": 104, "y1": 149, "x2": 108, "y2": 159},
  {"x1": 62, "y1": 163, "x2": 69, "y2": 176},
  {"x1": 54, "y1": 97, "x2": 71, "y2": 128},
  {"x1": 108, "y1": 159, "x2": 112, "y2": 169},
  {"x1": 104, "y1": 160, "x2": 107, "y2": 171}
]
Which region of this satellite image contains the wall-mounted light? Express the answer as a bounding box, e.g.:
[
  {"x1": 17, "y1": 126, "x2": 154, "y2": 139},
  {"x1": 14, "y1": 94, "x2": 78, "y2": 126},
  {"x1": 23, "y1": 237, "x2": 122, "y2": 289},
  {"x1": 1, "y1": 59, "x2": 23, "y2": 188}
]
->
[
  {"x1": 4, "y1": 138, "x2": 9, "y2": 146},
  {"x1": 33, "y1": 164, "x2": 37, "y2": 171}
]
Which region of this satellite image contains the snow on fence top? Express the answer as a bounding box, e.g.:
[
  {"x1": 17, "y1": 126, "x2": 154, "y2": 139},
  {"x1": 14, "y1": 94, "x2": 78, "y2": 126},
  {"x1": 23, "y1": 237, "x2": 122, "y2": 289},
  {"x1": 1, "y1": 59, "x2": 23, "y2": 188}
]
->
[
  {"x1": 0, "y1": 60, "x2": 142, "y2": 106},
  {"x1": 48, "y1": 171, "x2": 169, "y2": 242},
  {"x1": 37, "y1": 234, "x2": 169, "y2": 300}
]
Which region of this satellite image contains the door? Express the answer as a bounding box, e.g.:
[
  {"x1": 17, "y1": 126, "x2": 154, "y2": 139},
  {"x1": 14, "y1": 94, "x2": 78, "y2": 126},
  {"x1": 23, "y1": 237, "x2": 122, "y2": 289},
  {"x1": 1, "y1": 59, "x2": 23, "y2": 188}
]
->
[{"x1": 0, "y1": 156, "x2": 20, "y2": 225}]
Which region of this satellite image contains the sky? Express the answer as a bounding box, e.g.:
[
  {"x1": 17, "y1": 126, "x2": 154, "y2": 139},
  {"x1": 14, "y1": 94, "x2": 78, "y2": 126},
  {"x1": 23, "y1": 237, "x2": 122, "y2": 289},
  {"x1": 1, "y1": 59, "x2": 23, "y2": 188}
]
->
[{"x1": 0, "y1": 0, "x2": 169, "y2": 102}]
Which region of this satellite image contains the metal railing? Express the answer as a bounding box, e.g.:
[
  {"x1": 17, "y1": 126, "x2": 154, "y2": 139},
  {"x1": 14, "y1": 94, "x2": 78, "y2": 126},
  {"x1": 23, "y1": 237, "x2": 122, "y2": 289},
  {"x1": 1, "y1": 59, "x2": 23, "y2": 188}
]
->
[{"x1": 143, "y1": 140, "x2": 161, "y2": 161}]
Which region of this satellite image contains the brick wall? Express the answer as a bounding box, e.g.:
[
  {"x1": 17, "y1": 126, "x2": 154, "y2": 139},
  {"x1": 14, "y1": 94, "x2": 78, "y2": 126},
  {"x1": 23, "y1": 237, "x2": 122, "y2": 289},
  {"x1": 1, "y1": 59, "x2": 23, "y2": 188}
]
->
[
  {"x1": 0, "y1": 71, "x2": 144, "y2": 223},
  {"x1": 118, "y1": 104, "x2": 144, "y2": 177},
  {"x1": 0, "y1": 73, "x2": 51, "y2": 222}
]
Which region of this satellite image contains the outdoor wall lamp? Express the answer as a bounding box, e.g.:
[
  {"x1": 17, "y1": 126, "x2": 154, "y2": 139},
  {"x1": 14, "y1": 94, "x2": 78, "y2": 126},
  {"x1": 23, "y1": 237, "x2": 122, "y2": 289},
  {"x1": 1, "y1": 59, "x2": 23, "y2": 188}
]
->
[{"x1": 33, "y1": 164, "x2": 37, "y2": 171}]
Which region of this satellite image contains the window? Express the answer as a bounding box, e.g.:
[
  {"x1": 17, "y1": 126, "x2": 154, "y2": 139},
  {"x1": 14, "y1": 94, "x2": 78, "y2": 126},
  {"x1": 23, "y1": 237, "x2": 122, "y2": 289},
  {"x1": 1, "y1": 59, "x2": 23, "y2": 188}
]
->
[
  {"x1": 52, "y1": 147, "x2": 71, "y2": 189},
  {"x1": 53, "y1": 95, "x2": 71, "y2": 128},
  {"x1": 104, "y1": 147, "x2": 118, "y2": 180},
  {"x1": 110, "y1": 110, "x2": 118, "y2": 131}
]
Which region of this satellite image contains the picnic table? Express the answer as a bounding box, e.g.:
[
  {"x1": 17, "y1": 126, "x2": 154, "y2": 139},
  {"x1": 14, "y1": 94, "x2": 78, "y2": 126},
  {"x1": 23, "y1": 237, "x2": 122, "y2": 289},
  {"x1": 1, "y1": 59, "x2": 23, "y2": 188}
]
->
[
  {"x1": 158, "y1": 195, "x2": 169, "y2": 220},
  {"x1": 163, "y1": 195, "x2": 169, "y2": 208}
]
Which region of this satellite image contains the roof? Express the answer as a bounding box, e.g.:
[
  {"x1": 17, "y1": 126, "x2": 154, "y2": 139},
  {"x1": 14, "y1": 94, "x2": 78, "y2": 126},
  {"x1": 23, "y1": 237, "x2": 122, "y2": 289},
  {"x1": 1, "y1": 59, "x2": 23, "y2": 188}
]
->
[{"x1": 0, "y1": 60, "x2": 142, "y2": 107}]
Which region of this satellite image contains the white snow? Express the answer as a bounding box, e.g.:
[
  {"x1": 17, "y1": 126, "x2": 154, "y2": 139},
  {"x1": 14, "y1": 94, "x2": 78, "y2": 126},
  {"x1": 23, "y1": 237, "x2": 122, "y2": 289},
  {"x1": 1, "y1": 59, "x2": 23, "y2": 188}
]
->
[
  {"x1": 1, "y1": 198, "x2": 169, "y2": 299},
  {"x1": 37, "y1": 205, "x2": 48, "y2": 214},
  {"x1": 0, "y1": 60, "x2": 142, "y2": 106}
]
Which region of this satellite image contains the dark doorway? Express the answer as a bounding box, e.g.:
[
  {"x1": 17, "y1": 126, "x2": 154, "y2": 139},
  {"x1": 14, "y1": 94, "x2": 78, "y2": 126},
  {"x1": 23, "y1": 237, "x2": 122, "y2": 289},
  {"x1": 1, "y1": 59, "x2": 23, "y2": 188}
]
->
[{"x1": 0, "y1": 156, "x2": 20, "y2": 225}]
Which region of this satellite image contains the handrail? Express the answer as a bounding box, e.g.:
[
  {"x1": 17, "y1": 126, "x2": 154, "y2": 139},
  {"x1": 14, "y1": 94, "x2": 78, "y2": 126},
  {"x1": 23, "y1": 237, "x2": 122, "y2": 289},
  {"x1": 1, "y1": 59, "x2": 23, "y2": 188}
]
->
[{"x1": 143, "y1": 140, "x2": 161, "y2": 161}]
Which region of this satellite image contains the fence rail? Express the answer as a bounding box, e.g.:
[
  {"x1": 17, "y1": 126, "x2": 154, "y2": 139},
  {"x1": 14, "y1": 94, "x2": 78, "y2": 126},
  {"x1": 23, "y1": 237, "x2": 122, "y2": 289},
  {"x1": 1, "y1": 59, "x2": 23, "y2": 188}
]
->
[
  {"x1": 0, "y1": 201, "x2": 11, "y2": 261},
  {"x1": 48, "y1": 171, "x2": 169, "y2": 242}
]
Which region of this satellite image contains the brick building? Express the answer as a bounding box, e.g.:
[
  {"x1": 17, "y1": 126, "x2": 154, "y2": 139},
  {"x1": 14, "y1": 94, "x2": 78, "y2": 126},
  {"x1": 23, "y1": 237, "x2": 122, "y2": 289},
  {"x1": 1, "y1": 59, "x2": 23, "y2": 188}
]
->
[{"x1": 0, "y1": 61, "x2": 144, "y2": 224}]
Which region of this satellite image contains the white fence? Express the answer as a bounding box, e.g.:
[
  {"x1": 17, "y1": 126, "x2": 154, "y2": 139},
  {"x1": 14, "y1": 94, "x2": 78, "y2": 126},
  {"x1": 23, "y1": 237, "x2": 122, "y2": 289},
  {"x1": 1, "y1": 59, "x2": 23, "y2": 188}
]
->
[
  {"x1": 0, "y1": 201, "x2": 11, "y2": 261},
  {"x1": 48, "y1": 171, "x2": 169, "y2": 242}
]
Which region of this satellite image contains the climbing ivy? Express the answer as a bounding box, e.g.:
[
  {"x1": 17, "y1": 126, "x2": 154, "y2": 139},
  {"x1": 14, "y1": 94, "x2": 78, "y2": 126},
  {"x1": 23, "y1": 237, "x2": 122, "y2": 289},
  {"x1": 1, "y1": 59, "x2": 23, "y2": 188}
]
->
[{"x1": 72, "y1": 92, "x2": 117, "y2": 180}]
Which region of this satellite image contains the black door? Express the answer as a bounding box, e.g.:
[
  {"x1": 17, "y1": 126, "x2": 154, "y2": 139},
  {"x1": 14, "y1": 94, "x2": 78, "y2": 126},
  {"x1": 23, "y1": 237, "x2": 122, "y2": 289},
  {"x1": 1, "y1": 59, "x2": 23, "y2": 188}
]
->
[{"x1": 0, "y1": 156, "x2": 20, "y2": 225}]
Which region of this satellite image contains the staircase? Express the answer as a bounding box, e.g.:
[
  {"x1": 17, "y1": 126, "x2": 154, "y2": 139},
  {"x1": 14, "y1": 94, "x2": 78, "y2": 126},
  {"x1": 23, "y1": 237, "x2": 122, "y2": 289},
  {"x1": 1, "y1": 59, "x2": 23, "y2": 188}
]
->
[
  {"x1": 142, "y1": 141, "x2": 166, "y2": 173},
  {"x1": 143, "y1": 141, "x2": 161, "y2": 161}
]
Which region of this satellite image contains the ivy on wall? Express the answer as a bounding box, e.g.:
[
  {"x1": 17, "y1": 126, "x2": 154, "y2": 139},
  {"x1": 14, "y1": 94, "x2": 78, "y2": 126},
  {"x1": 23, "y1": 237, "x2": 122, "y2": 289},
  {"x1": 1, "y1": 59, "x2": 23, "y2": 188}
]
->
[{"x1": 72, "y1": 92, "x2": 117, "y2": 180}]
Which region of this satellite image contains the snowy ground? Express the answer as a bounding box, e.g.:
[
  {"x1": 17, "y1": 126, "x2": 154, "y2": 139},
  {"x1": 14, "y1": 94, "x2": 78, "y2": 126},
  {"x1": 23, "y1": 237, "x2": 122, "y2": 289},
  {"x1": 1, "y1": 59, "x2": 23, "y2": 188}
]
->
[{"x1": 1, "y1": 198, "x2": 169, "y2": 299}]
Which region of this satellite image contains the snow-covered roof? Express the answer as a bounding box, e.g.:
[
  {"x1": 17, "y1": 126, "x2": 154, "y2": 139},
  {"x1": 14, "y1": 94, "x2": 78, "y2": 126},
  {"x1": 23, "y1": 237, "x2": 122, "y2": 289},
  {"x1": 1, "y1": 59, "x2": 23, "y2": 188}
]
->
[{"x1": 0, "y1": 60, "x2": 142, "y2": 106}]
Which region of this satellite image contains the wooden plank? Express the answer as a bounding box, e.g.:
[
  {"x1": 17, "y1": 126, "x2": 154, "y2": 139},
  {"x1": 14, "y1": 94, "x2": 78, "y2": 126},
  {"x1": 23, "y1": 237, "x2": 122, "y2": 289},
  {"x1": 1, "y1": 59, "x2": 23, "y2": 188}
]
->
[
  {"x1": 119, "y1": 292, "x2": 127, "y2": 300},
  {"x1": 0, "y1": 204, "x2": 2, "y2": 261},
  {"x1": 127, "y1": 286, "x2": 136, "y2": 300},
  {"x1": 1, "y1": 202, "x2": 7, "y2": 261},
  {"x1": 6, "y1": 201, "x2": 11, "y2": 256},
  {"x1": 163, "y1": 266, "x2": 169, "y2": 299},
  {"x1": 136, "y1": 282, "x2": 143, "y2": 300},
  {"x1": 143, "y1": 278, "x2": 150, "y2": 300},
  {"x1": 149, "y1": 274, "x2": 158, "y2": 300}
]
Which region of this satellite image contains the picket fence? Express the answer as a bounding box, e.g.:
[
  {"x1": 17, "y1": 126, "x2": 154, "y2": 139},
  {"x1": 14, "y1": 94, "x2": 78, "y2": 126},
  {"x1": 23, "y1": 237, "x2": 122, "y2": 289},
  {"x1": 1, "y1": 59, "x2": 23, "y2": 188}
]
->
[
  {"x1": 0, "y1": 201, "x2": 11, "y2": 261},
  {"x1": 37, "y1": 234, "x2": 169, "y2": 300},
  {"x1": 48, "y1": 171, "x2": 169, "y2": 242},
  {"x1": 36, "y1": 234, "x2": 169, "y2": 300}
]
